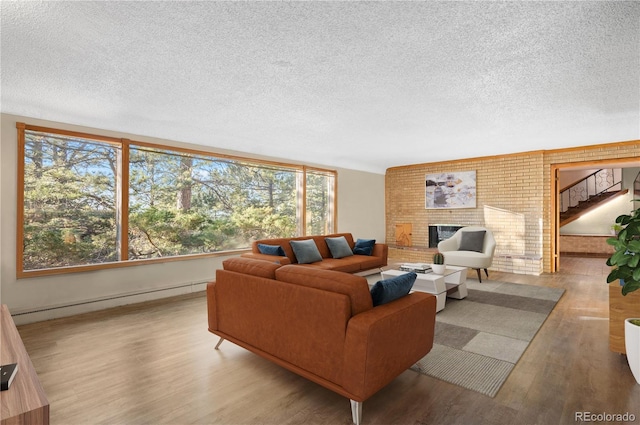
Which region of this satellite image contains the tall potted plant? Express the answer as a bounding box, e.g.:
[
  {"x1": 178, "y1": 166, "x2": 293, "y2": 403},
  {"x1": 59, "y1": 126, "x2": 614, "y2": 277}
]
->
[{"x1": 606, "y1": 203, "x2": 640, "y2": 384}]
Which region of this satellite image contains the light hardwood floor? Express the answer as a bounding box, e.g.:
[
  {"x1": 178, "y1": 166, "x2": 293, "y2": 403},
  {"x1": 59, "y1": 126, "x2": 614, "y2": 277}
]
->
[{"x1": 16, "y1": 257, "x2": 640, "y2": 425}]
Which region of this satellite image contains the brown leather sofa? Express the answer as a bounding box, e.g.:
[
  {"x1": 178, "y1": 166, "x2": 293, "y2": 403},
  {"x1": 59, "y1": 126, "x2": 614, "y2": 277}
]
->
[
  {"x1": 240, "y1": 233, "x2": 387, "y2": 273},
  {"x1": 207, "y1": 257, "x2": 436, "y2": 425}
]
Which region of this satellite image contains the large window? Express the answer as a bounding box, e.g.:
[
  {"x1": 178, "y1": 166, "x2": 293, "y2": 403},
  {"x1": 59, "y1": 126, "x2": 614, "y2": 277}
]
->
[
  {"x1": 17, "y1": 124, "x2": 336, "y2": 276},
  {"x1": 127, "y1": 146, "x2": 301, "y2": 259},
  {"x1": 22, "y1": 130, "x2": 119, "y2": 270},
  {"x1": 306, "y1": 170, "x2": 335, "y2": 236}
]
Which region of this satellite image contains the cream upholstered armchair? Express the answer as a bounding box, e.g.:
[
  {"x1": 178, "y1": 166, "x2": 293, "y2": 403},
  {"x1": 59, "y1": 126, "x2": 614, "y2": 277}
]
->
[{"x1": 437, "y1": 226, "x2": 496, "y2": 282}]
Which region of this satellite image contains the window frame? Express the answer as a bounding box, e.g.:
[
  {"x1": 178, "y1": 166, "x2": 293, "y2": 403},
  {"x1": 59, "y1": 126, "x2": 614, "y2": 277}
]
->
[{"x1": 16, "y1": 123, "x2": 338, "y2": 278}]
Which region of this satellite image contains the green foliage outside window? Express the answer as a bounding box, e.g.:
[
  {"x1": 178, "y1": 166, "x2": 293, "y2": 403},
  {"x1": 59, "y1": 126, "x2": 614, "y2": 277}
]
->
[
  {"x1": 127, "y1": 147, "x2": 299, "y2": 259},
  {"x1": 21, "y1": 128, "x2": 335, "y2": 273},
  {"x1": 23, "y1": 133, "x2": 118, "y2": 270},
  {"x1": 306, "y1": 171, "x2": 334, "y2": 236}
]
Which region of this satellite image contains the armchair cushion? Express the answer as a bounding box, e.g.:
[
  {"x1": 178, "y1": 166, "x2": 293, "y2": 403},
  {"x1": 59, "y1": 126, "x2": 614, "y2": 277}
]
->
[
  {"x1": 370, "y1": 272, "x2": 417, "y2": 307},
  {"x1": 459, "y1": 230, "x2": 486, "y2": 252}
]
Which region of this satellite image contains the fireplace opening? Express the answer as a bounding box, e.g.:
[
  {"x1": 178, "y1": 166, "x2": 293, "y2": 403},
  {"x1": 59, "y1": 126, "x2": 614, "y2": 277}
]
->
[{"x1": 428, "y1": 224, "x2": 465, "y2": 248}]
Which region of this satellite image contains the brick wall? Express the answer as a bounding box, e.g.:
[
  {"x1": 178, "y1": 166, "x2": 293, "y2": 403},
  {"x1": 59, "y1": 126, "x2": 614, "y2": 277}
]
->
[
  {"x1": 386, "y1": 140, "x2": 640, "y2": 275},
  {"x1": 559, "y1": 235, "x2": 613, "y2": 257}
]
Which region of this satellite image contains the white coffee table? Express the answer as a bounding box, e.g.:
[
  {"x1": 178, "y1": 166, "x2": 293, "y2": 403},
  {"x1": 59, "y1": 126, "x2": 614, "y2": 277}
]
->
[{"x1": 380, "y1": 266, "x2": 468, "y2": 312}]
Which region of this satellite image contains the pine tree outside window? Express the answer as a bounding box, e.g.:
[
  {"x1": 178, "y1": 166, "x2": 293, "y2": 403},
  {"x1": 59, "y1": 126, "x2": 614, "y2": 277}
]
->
[{"x1": 17, "y1": 124, "x2": 336, "y2": 277}]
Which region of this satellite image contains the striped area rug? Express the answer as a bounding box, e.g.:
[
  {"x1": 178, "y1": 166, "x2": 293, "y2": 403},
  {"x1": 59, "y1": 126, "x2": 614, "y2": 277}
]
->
[{"x1": 412, "y1": 279, "x2": 564, "y2": 397}]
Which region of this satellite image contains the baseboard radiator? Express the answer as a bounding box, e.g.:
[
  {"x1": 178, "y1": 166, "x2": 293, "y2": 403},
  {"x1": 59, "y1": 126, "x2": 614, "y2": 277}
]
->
[{"x1": 11, "y1": 280, "x2": 211, "y2": 325}]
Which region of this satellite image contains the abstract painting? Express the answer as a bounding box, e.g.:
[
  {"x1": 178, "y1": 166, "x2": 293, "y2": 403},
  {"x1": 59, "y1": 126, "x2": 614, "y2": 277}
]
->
[{"x1": 425, "y1": 171, "x2": 476, "y2": 209}]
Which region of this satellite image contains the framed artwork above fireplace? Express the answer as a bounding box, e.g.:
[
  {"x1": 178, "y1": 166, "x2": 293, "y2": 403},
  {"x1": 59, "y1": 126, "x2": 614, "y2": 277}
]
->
[{"x1": 425, "y1": 171, "x2": 476, "y2": 209}]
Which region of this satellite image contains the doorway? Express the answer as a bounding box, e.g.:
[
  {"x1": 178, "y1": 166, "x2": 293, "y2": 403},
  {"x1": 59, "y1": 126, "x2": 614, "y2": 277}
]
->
[{"x1": 551, "y1": 158, "x2": 640, "y2": 273}]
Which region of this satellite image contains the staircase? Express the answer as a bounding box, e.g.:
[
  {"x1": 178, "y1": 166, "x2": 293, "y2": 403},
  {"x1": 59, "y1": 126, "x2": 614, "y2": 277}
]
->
[{"x1": 559, "y1": 169, "x2": 627, "y2": 227}]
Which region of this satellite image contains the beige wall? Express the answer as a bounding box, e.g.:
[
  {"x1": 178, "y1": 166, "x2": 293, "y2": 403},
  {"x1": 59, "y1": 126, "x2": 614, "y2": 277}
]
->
[
  {"x1": 0, "y1": 114, "x2": 385, "y2": 323},
  {"x1": 386, "y1": 141, "x2": 640, "y2": 275},
  {"x1": 335, "y1": 168, "x2": 386, "y2": 241},
  {"x1": 559, "y1": 168, "x2": 598, "y2": 189}
]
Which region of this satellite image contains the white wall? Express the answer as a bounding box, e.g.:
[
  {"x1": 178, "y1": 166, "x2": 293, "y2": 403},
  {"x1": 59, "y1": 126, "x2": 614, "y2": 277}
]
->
[
  {"x1": 0, "y1": 114, "x2": 385, "y2": 323},
  {"x1": 560, "y1": 167, "x2": 640, "y2": 235}
]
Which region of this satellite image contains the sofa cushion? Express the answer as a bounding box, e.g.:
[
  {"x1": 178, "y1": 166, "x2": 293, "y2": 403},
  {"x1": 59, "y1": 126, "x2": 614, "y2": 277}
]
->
[
  {"x1": 325, "y1": 236, "x2": 355, "y2": 259},
  {"x1": 222, "y1": 257, "x2": 282, "y2": 279},
  {"x1": 290, "y1": 239, "x2": 324, "y2": 264},
  {"x1": 370, "y1": 272, "x2": 417, "y2": 307},
  {"x1": 257, "y1": 243, "x2": 286, "y2": 256},
  {"x1": 308, "y1": 235, "x2": 332, "y2": 259},
  {"x1": 352, "y1": 254, "x2": 386, "y2": 271},
  {"x1": 459, "y1": 230, "x2": 486, "y2": 252},
  {"x1": 353, "y1": 238, "x2": 376, "y2": 255},
  {"x1": 275, "y1": 265, "x2": 373, "y2": 315},
  {"x1": 302, "y1": 257, "x2": 363, "y2": 273}
]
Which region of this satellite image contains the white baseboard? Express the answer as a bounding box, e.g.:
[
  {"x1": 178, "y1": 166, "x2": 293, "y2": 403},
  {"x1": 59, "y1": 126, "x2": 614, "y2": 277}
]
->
[{"x1": 11, "y1": 281, "x2": 210, "y2": 325}]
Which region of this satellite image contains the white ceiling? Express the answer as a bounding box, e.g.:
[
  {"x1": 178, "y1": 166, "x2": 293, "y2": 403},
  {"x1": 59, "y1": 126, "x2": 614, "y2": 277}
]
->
[{"x1": 2, "y1": 1, "x2": 639, "y2": 174}]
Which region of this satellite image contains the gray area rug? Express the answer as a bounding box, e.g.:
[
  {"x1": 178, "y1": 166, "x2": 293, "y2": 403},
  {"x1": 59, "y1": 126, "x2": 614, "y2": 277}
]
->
[{"x1": 411, "y1": 279, "x2": 564, "y2": 397}]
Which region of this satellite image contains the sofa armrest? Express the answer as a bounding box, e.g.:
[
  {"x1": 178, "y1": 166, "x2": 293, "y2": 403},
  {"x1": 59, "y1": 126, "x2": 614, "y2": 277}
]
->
[
  {"x1": 240, "y1": 252, "x2": 292, "y2": 265},
  {"x1": 342, "y1": 292, "x2": 436, "y2": 401},
  {"x1": 371, "y1": 243, "x2": 388, "y2": 265}
]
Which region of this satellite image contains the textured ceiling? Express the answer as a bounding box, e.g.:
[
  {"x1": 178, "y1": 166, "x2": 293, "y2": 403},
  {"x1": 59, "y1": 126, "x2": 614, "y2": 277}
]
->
[{"x1": 2, "y1": 1, "x2": 639, "y2": 174}]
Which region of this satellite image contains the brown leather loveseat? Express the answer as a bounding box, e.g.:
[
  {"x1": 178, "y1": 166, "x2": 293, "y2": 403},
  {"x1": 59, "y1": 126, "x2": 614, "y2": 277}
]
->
[{"x1": 207, "y1": 257, "x2": 436, "y2": 424}]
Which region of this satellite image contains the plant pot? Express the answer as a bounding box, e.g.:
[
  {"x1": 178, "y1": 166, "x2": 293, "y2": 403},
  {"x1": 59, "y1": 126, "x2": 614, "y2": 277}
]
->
[
  {"x1": 625, "y1": 318, "x2": 640, "y2": 385},
  {"x1": 431, "y1": 264, "x2": 446, "y2": 275}
]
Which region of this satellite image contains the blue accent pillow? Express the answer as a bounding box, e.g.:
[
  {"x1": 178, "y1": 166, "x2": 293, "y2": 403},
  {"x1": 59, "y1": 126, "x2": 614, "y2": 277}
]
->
[
  {"x1": 353, "y1": 238, "x2": 376, "y2": 256},
  {"x1": 325, "y1": 236, "x2": 354, "y2": 259},
  {"x1": 257, "y1": 244, "x2": 286, "y2": 256},
  {"x1": 290, "y1": 239, "x2": 323, "y2": 264},
  {"x1": 370, "y1": 272, "x2": 417, "y2": 307}
]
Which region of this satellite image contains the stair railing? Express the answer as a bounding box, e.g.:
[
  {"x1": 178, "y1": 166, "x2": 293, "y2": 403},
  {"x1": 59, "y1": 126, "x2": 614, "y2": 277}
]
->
[{"x1": 560, "y1": 169, "x2": 622, "y2": 213}]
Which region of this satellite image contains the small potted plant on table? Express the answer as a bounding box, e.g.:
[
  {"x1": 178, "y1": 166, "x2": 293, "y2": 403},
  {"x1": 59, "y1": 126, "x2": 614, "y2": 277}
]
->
[
  {"x1": 431, "y1": 251, "x2": 446, "y2": 275},
  {"x1": 606, "y1": 203, "x2": 640, "y2": 384}
]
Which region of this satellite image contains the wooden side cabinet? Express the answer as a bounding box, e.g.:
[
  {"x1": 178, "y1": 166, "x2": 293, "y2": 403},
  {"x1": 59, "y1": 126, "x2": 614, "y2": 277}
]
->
[
  {"x1": 609, "y1": 283, "x2": 640, "y2": 354},
  {"x1": 0, "y1": 305, "x2": 49, "y2": 425}
]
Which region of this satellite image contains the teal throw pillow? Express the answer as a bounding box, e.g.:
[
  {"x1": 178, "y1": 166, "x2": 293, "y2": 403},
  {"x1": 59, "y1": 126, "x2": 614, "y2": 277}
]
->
[
  {"x1": 325, "y1": 236, "x2": 354, "y2": 259},
  {"x1": 290, "y1": 239, "x2": 323, "y2": 264},
  {"x1": 459, "y1": 231, "x2": 486, "y2": 253},
  {"x1": 353, "y1": 238, "x2": 376, "y2": 255},
  {"x1": 257, "y1": 244, "x2": 286, "y2": 256},
  {"x1": 370, "y1": 272, "x2": 417, "y2": 307}
]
